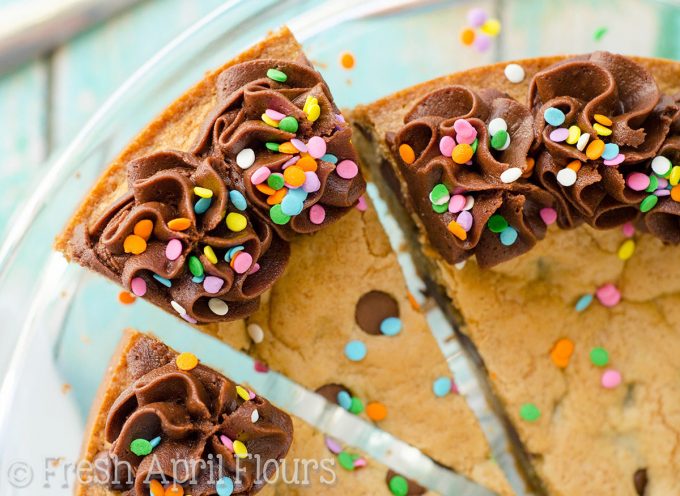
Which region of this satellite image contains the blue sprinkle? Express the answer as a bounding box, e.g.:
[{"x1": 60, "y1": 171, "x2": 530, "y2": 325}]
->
[
  {"x1": 194, "y1": 197, "x2": 212, "y2": 214},
  {"x1": 216, "y1": 477, "x2": 234, "y2": 496},
  {"x1": 432, "y1": 376, "x2": 452, "y2": 397},
  {"x1": 575, "y1": 294, "x2": 593, "y2": 312},
  {"x1": 544, "y1": 107, "x2": 566, "y2": 127},
  {"x1": 192, "y1": 275, "x2": 205, "y2": 284},
  {"x1": 602, "y1": 142, "x2": 619, "y2": 160},
  {"x1": 286, "y1": 187, "x2": 308, "y2": 202},
  {"x1": 344, "y1": 340, "x2": 367, "y2": 362},
  {"x1": 281, "y1": 196, "x2": 304, "y2": 216},
  {"x1": 321, "y1": 153, "x2": 338, "y2": 164},
  {"x1": 224, "y1": 245, "x2": 244, "y2": 262},
  {"x1": 499, "y1": 226, "x2": 518, "y2": 246},
  {"x1": 229, "y1": 190, "x2": 247, "y2": 211},
  {"x1": 150, "y1": 436, "x2": 161, "y2": 448},
  {"x1": 152, "y1": 274, "x2": 172, "y2": 287},
  {"x1": 380, "y1": 317, "x2": 402, "y2": 336},
  {"x1": 336, "y1": 391, "x2": 352, "y2": 410}
]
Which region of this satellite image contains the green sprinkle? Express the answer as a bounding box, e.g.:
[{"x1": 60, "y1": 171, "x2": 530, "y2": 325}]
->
[
  {"x1": 487, "y1": 214, "x2": 509, "y2": 233},
  {"x1": 593, "y1": 26, "x2": 608, "y2": 41},
  {"x1": 432, "y1": 202, "x2": 448, "y2": 213},
  {"x1": 388, "y1": 475, "x2": 409, "y2": 496},
  {"x1": 270, "y1": 204, "x2": 291, "y2": 225},
  {"x1": 645, "y1": 174, "x2": 659, "y2": 193},
  {"x1": 348, "y1": 397, "x2": 364, "y2": 414},
  {"x1": 267, "y1": 68, "x2": 288, "y2": 82},
  {"x1": 267, "y1": 173, "x2": 285, "y2": 190},
  {"x1": 265, "y1": 142, "x2": 280, "y2": 152},
  {"x1": 640, "y1": 195, "x2": 658, "y2": 213},
  {"x1": 188, "y1": 255, "x2": 204, "y2": 277},
  {"x1": 430, "y1": 183, "x2": 449, "y2": 203},
  {"x1": 590, "y1": 347, "x2": 609, "y2": 367},
  {"x1": 278, "y1": 116, "x2": 299, "y2": 133},
  {"x1": 337, "y1": 452, "x2": 355, "y2": 471},
  {"x1": 471, "y1": 138, "x2": 479, "y2": 154},
  {"x1": 130, "y1": 438, "x2": 153, "y2": 456},
  {"x1": 519, "y1": 403, "x2": 541, "y2": 422},
  {"x1": 491, "y1": 130, "x2": 509, "y2": 150}
]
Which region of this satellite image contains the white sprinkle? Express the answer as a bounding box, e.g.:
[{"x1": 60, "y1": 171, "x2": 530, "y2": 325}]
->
[
  {"x1": 236, "y1": 148, "x2": 255, "y2": 169},
  {"x1": 651, "y1": 156, "x2": 672, "y2": 176},
  {"x1": 499, "y1": 133, "x2": 511, "y2": 151},
  {"x1": 488, "y1": 117, "x2": 508, "y2": 136},
  {"x1": 208, "y1": 298, "x2": 229, "y2": 316},
  {"x1": 454, "y1": 260, "x2": 467, "y2": 269},
  {"x1": 171, "y1": 300, "x2": 186, "y2": 315},
  {"x1": 500, "y1": 167, "x2": 522, "y2": 184},
  {"x1": 247, "y1": 323, "x2": 265, "y2": 343},
  {"x1": 463, "y1": 195, "x2": 475, "y2": 211},
  {"x1": 557, "y1": 168, "x2": 577, "y2": 187},
  {"x1": 251, "y1": 409, "x2": 259, "y2": 423},
  {"x1": 576, "y1": 133, "x2": 590, "y2": 151},
  {"x1": 504, "y1": 63, "x2": 525, "y2": 83},
  {"x1": 429, "y1": 191, "x2": 450, "y2": 206}
]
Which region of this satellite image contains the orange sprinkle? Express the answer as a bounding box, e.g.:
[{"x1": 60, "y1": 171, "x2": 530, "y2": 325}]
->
[
  {"x1": 267, "y1": 188, "x2": 287, "y2": 205},
  {"x1": 283, "y1": 165, "x2": 306, "y2": 187},
  {"x1": 407, "y1": 291, "x2": 421, "y2": 311},
  {"x1": 586, "y1": 139, "x2": 605, "y2": 160},
  {"x1": 123, "y1": 234, "x2": 147, "y2": 255},
  {"x1": 452, "y1": 143, "x2": 474, "y2": 164},
  {"x1": 256, "y1": 183, "x2": 276, "y2": 195},
  {"x1": 525, "y1": 157, "x2": 536, "y2": 174},
  {"x1": 176, "y1": 352, "x2": 199, "y2": 371},
  {"x1": 366, "y1": 401, "x2": 388, "y2": 421},
  {"x1": 278, "y1": 142, "x2": 298, "y2": 154},
  {"x1": 165, "y1": 484, "x2": 184, "y2": 496},
  {"x1": 168, "y1": 217, "x2": 191, "y2": 231},
  {"x1": 339, "y1": 51, "x2": 355, "y2": 69},
  {"x1": 133, "y1": 219, "x2": 153, "y2": 240},
  {"x1": 149, "y1": 480, "x2": 165, "y2": 496},
  {"x1": 460, "y1": 27, "x2": 475, "y2": 46},
  {"x1": 672, "y1": 185, "x2": 680, "y2": 202},
  {"x1": 593, "y1": 114, "x2": 613, "y2": 126},
  {"x1": 550, "y1": 338, "x2": 574, "y2": 369},
  {"x1": 399, "y1": 143, "x2": 415, "y2": 164},
  {"x1": 567, "y1": 160, "x2": 582, "y2": 173},
  {"x1": 447, "y1": 220, "x2": 467, "y2": 240},
  {"x1": 297, "y1": 155, "x2": 318, "y2": 172},
  {"x1": 118, "y1": 291, "x2": 136, "y2": 305}
]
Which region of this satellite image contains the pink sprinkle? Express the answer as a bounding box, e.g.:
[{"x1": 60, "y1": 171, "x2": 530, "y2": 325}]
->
[
  {"x1": 439, "y1": 136, "x2": 455, "y2": 156},
  {"x1": 474, "y1": 33, "x2": 491, "y2": 52},
  {"x1": 457, "y1": 210, "x2": 473, "y2": 232},
  {"x1": 130, "y1": 277, "x2": 147, "y2": 297},
  {"x1": 626, "y1": 172, "x2": 650, "y2": 191},
  {"x1": 601, "y1": 369, "x2": 622, "y2": 389},
  {"x1": 657, "y1": 177, "x2": 669, "y2": 189},
  {"x1": 248, "y1": 389, "x2": 256, "y2": 400},
  {"x1": 203, "y1": 276, "x2": 224, "y2": 294},
  {"x1": 450, "y1": 379, "x2": 459, "y2": 395},
  {"x1": 165, "y1": 239, "x2": 182, "y2": 261},
  {"x1": 302, "y1": 171, "x2": 321, "y2": 193},
  {"x1": 282, "y1": 155, "x2": 300, "y2": 169},
  {"x1": 250, "y1": 167, "x2": 271, "y2": 185},
  {"x1": 603, "y1": 154, "x2": 625, "y2": 166},
  {"x1": 549, "y1": 128, "x2": 569, "y2": 142},
  {"x1": 336, "y1": 113, "x2": 346, "y2": 123},
  {"x1": 254, "y1": 360, "x2": 269, "y2": 373},
  {"x1": 336, "y1": 160, "x2": 359, "y2": 179},
  {"x1": 448, "y1": 194, "x2": 466, "y2": 213},
  {"x1": 307, "y1": 136, "x2": 327, "y2": 159},
  {"x1": 596, "y1": 283, "x2": 621, "y2": 307},
  {"x1": 265, "y1": 109, "x2": 285, "y2": 120},
  {"x1": 454, "y1": 119, "x2": 474, "y2": 136},
  {"x1": 353, "y1": 458, "x2": 367, "y2": 468},
  {"x1": 232, "y1": 252, "x2": 253, "y2": 274},
  {"x1": 291, "y1": 138, "x2": 307, "y2": 153},
  {"x1": 467, "y1": 7, "x2": 488, "y2": 27},
  {"x1": 220, "y1": 435, "x2": 234, "y2": 452},
  {"x1": 356, "y1": 195, "x2": 367, "y2": 212},
  {"x1": 622, "y1": 222, "x2": 635, "y2": 238},
  {"x1": 325, "y1": 437, "x2": 342, "y2": 454},
  {"x1": 249, "y1": 263, "x2": 260, "y2": 275},
  {"x1": 655, "y1": 189, "x2": 671, "y2": 197},
  {"x1": 309, "y1": 204, "x2": 326, "y2": 225},
  {"x1": 181, "y1": 313, "x2": 197, "y2": 324},
  {"x1": 540, "y1": 207, "x2": 558, "y2": 225}
]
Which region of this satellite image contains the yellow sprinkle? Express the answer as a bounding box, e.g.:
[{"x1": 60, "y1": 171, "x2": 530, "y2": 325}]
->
[
  {"x1": 303, "y1": 95, "x2": 318, "y2": 114},
  {"x1": 226, "y1": 212, "x2": 247, "y2": 232},
  {"x1": 566, "y1": 125, "x2": 581, "y2": 145},
  {"x1": 594, "y1": 114, "x2": 613, "y2": 126},
  {"x1": 278, "y1": 142, "x2": 298, "y2": 154},
  {"x1": 670, "y1": 166, "x2": 680, "y2": 186},
  {"x1": 618, "y1": 239, "x2": 636, "y2": 261},
  {"x1": 306, "y1": 103, "x2": 321, "y2": 122},
  {"x1": 233, "y1": 440, "x2": 248, "y2": 459},
  {"x1": 193, "y1": 186, "x2": 213, "y2": 198},
  {"x1": 176, "y1": 352, "x2": 199, "y2": 371},
  {"x1": 593, "y1": 123, "x2": 612, "y2": 136},
  {"x1": 204, "y1": 245, "x2": 218, "y2": 264},
  {"x1": 261, "y1": 113, "x2": 279, "y2": 128},
  {"x1": 480, "y1": 18, "x2": 501, "y2": 36},
  {"x1": 236, "y1": 385, "x2": 250, "y2": 401}
]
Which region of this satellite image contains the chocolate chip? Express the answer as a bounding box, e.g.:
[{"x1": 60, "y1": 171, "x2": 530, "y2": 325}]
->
[
  {"x1": 355, "y1": 290, "x2": 400, "y2": 335},
  {"x1": 315, "y1": 384, "x2": 352, "y2": 405},
  {"x1": 385, "y1": 469, "x2": 427, "y2": 495},
  {"x1": 634, "y1": 468, "x2": 648, "y2": 495}
]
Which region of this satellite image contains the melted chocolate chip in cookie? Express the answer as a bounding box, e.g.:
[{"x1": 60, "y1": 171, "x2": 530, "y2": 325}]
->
[
  {"x1": 355, "y1": 290, "x2": 400, "y2": 335},
  {"x1": 634, "y1": 468, "x2": 648, "y2": 495}
]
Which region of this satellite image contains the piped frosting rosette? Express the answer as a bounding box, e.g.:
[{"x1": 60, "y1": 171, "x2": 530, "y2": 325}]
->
[
  {"x1": 86, "y1": 151, "x2": 289, "y2": 324},
  {"x1": 194, "y1": 59, "x2": 365, "y2": 240},
  {"x1": 390, "y1": 85, "x2": 554, "y2": 267},
  {"x1": 529, "y1": 51, "x2": 678, "y2": 229}
]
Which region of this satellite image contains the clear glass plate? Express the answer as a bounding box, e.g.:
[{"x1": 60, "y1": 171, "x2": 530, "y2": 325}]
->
[{"x1": 0, "y1": 0, "x2": 677, "y2": 494}]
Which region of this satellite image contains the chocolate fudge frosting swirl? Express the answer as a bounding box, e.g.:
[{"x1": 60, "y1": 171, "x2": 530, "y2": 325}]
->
[
  {"x1": 79, "y1": 151, "x2": 289, "y2": 324},
  {"x1": 94, "y1": 336, "x2": 293, "y2": 495},
  {"x1": 530, "y1": 52, "x2": 678, "y2": 229},
  {"x1": 194, "y1": 59, "x2": 365, "y2": 240},
  {"x1": 390, "y1": 85, "x2": 554, "y2": 267}
]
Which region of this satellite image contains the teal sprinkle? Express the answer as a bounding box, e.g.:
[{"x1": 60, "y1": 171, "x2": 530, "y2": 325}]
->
[
  {"x1": 194, "y1": 197, "x2": 212, "y2": 214},
  {"x1": 192, "y1": 275, "x2": 205, "y2": 284},
  {"x1": 150, "y1": 436, "x2": 161, "y2": 448},
  {"x1": 152, "y1": 274, "x2": 172, "y2": 287},
  {"x1": 321, "y1": 153, "x2": 338, "y2": 164},
  {"x1": 575, "y1": 294, "x2": 593, "y2": 312},
  {"x1": 229, "y1": 190, "x2": 247, "y2": 211}
]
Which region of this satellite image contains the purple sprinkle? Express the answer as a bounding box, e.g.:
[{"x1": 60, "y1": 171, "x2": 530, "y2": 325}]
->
[
  {"x1": 181, "y1": 313, "x2": 197, "y2": 324},
  {"x1": 467, "y1": 7, "x2": 488, "y2": 27},
  {"x1": 655, "y1": 189, "x2": 671, "y2": 197},
  {"x1": 282, "y1": 155, "x2": 300, "y2": 169},
  {"x1": 473, "y1": 33, "x2": 491, "y2": 52},
  {"x1": 291, "y1": 138, "x2": 307, "y2": 153},
  {"x1": 302, "y1": 171, "x2": 321, "y2": 193},
  {"x1": 265, "y1": 109, "x2": 285, "y2": 120},
  {"x1": 325, "y1": 436, "x2": 342, "y2": 454},
  {"x1": 549, "y1": 128, "x2": 570, "y2": 142},
  {"x1": 203, "y1": 276, "x2": 224, "y2": 294},
  {"x1": 250, "y1": 167, "x2": 271, "y2": 185},
  {"x1": 439, "y1": 135, "x2": 455, "y2": 156},
  {"x1": 335, "y1": 113, "x2": 346, "y2": 123},
  {"x1": 603, "y1": 153, "x2": 625, "y2": 166},
  {"x1": 165, "y1": 239, "x2": 182, "y2": 261},
  {"x1": 307, "y1": 136, "x2": 327, "y2": 159},
  {"x1": 657, "y1": 177, "x2": 669, "y2": 189},
  {"x1": 457, "y1": 210, "x2": 474, "y2": 231}
]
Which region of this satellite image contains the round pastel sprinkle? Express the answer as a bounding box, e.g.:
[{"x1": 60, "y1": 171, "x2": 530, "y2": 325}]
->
[
  {"x1": 503, "y1": 63, "x2": 526, "y2": 84},
  {"x1": 389, "y1": 475, "x2": 409, "y2": 496},
  {"x1": 433, "y1": 202, "x2": 447, "y2": 214},
  {"x1": 336, "y1": 160, "x2": 359, "y2": 179},
  {"x1": 270, "y1": 204, "x2": 291, "y2": 225},
  {"x1": 500, "y1": 226, "x2": 518, "y2": 246},
  {"x1": 281, "y1": 194, "x2": 304, "y2": 216},
  {"x1": 464, "y1": 195, "x2": 474, "y2": 210},
  {"x1": 251, "y1": 409, "x2": 259, "y2": 423},
  {"x1": 303, "y1": 171, "x2": 321, "y2": 193},
  {"x1": 380, "y1": 317, "x2": 402, "y2": 336},
  {"x1": 337, "y1": 390, "x2": 352, "y2": 410},
  {"x1": 399, "y1": 144, "x2": 415, "y2": 164},
  {"x1": 549, "y1": 127, "x2": 569, "y2": 142},
  {"x1": 440, "y1": 135, "x2": 455, "y2": 156},
  {"x1": 229, "y1": 190, "x2": 247, "y2": 211},
  {"x1": 194, "y1": 186, "x2": 213, "y2": 198},
  {"x1": 473, "y1": 33, "x2": 491, "y2": 52},
  {"x1": 236, "y1": 385, "x2": 250, "y2": 401},
  {"x1": 430, "y1": 183, "x2": 450, "y2": 205},
  {"x1": 176, "y1": 352, "x2": 198, "y2": 371},
  {"x1": 153, "y1": 274, "x2": 172, "y2": 287},
  {"x1": 216, "y1": 477, "x2": 234, "y2": 496},
  {"x1": 130, "y1": 438, "x2": 153, "y2": 456},
  {"x1": 203, "y1": 276, "x2": 224, "y2": 294},
  {"x1": 596, "y1": 283, "x2": 621, "y2": 307},
  {"x1": 165, "y1": 239, "x2": 182, "y2": 261},
  {"x1": 500, "y1": 167, "x2": 522, "y2": 184},
  {"x1": 590, "y1": 347, "x2": 609, "y2": 367},
  {"x1": 544, "y1": 107, "x2": 566, "y2": 127},
  {"x1": 366, "y1": 401, "x2": 387, "y2": 421},
  {"x1": 488, "y1": 118, "x2": 508, "y2": 137},
  {"x1": 232, "y1": 252, "x2": 253, "y2": 274},
  {"x1": 325, "y1": 436, "x2": 342, "y2": 454},
  {"x1": 646, "y1": 174, "x2": 659, "y2": 193},
  {"x1": 556, "y1": 167, "x2": 577, "y2": 187},
  {"x1": 356, "y1": 195, "x2": 367, "y2": 211},
  {"x1": 194, "y1": 197, "x2": 212, "y2": 214},
  {"x1": 349, "y1": 397, "x2": 364, "y2": 414},
  {"x1": 265, "y1": 142, "x2": 280, "y2": 152},
  {"x1": 170, "y1": 300, "x2": 186, "y2": 315},
  {"x1": 575, "y1": 294, "x2": 593, "y2": 312},
  {"x1": 309, "y1": 204, "x2": 326, "y2": 225},
  {"x1": 307, "y1": 136, "x2": 327, "y2": 159},
  {"x1": 236, "y1": 148, "x2": 255, "y2": 169},
  {"x1": 452, "y1": 143, "x2": 474, "y2": 164},
  {"x1": 130, "y1": 277, "x2": 147, "y2": 297},
  {"x1": 640, "y1": 194, "x2": 658, "y2": 212},
  {"x1": 267, "y1": 172, "x2": 285, "y2": 190},
  {"x1": 487, "y1": 214, "x2": 508, "y2": 233},
  {"x1": 651, "y1": 155, "x2": 671, "y2": 176},
  {"x1": 622, "y1": 222, "x2": 635, "y2": 237},
  {"x1": 601, "y1": 369, "x2": 621, "y2": 389},
  {"x1": 208, "y1": 298, "x2": 229, "y2": 316},
  {"x1": 149, "y1": 480, "x2": 164, "y2": 496},
  {"x1": 586, "y1": 139, "x2": 605, "y2": 160},
  {"x1": 481, "y1": 18, "x2": 501, "y2": 36},
  {"x1": 539, "y1": 207, "x2": 557, "y2": 225},
  {"x1": 576, "y1": 132, "x2": 591, "y2": 151},
  {"x1": 279, "y1": 116, "x2": 298, "y2": 133},
  {"x1": 448, "y1": 194, "x2": 466, "y2": 213},
  {"x1": 460, "y1": 27, "x2": 475, "y2": 46},
  {"x1": 220, "y1": 434, "x2": 234, "y2": 451},
  {"x1": 457, "y1": 210, "x2": 473, "y2": 232},
  {"x1": 566, "y1": 125, "x2": 581, "y2": 145},
  {"x1": 519, "y1": 403, "x2": 541, "y2": 422},
  {"x1": 602, "y1": 142, "x2": 619, "y2": 161},
  {"x1": 618, "y1": 239, "x2": 636, "y2": 260},
  {"x1": 232, "y1": 440, "x2": 248, "y2": 459},
  {"x1": 433, "y1": 376, "x2": 452, "y2": 397},
  {"x1": 123, "y1": 234, "x2": 146, "y2": 255},
  {"x1": 204, "y1": 245, "x2": 218, "y2": 264},
  {"x1": 266, "y1": 68, "x2": 287, "y2": 82},
  {"x1": 321, "y1": 153, "x2": 338, "y2": 164},
  {"x1": 243, "y1": 323, "x2": 263, "y2": 344},
  {"x1": 626, "y1": 172, "x2": 650, "y2": 191},
  {"x1": 251, "y1": 168, "x2": 271, "y2": 187},
  {"x1": 550, "y1": 338, "x2": 574, "y2": 368},
  {"x1": 467, "y1": 7, "x2": 487, "y2": 27},
  {"x1": 338, "y1": 452, "x2": 356, "y2": 471},
  {"x1": 345, "y1": 340, "x2": 367, "y2": 361},
  {"x1": 671, "y1": 166, "x2": 680, "y2": 185},
  {"x1": 226, "y1": 212, "x2": 247, "y2": 232},
  {"x1": 603, "y1": 154, "x2": 625, "y2": 166}
]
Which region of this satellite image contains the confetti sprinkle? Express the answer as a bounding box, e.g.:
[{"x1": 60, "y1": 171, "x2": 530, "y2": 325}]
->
[
  {"x1": 550, "y1": 338, "x2": 574, "y2": 368},
  {"x1": 118, "y1": 291, "x2": 136, "y2": 305},
  {"x1": 247, "y1": 323, "x2": 264, "y2": 343},
  {"x1": 130, "y1": 438, "x2": 153, "y2": 456},
  {"x1": 432, "y1": 376, "x2": 453, "y2": 397},
  {"x1": 176, "y1": 352, "x2": 198, "y2": 371},
  {"x1": 575, "y1": 294, "x2": 593, "y2": 312},
  {"x1": 345, "y1": 340, "x2": 367, "y2": 361},
  {"x1": 519, "y1": 403, "x2": 541, "y2": 422},
  {"x1": 593, "y1": 26, "x2": 608, "y2": 41},
  {"x1": 339, "y1": 51, "x2": 355, "y2": 69},
  {"x1": 595, "y1": 283, "x2": 621, "y2": 307},
  {"x1": 590, "y1": 347, "x2": 609, "y2": 367},
  {"x1": 216, "y1": 477, "x2": 235, "y2": 496},
  {"x1": 601, "y1": 369, "x2": 622, "y2": 389},
  {"x1": 504, "y1": 63, "x2": 525, "y2": 83},
  {"x1": 366, "y1": 401, "x2": 388, "y2": 421}
]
